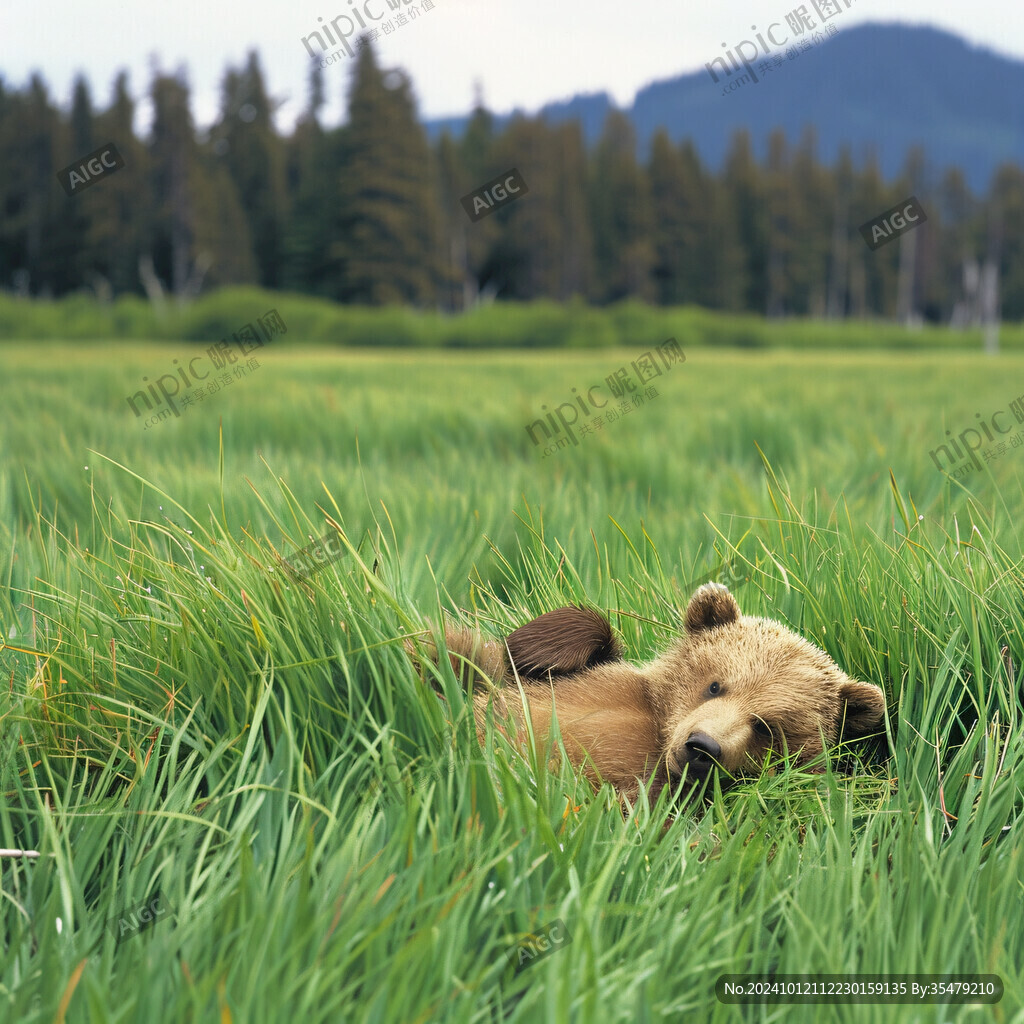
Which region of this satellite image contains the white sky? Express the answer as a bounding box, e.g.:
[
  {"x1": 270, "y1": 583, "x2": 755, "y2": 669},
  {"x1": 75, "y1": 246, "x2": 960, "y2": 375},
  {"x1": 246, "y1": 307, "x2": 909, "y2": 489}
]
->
[{"x1": 3, "y1": 1, "x2": 1023, "y2": 131}]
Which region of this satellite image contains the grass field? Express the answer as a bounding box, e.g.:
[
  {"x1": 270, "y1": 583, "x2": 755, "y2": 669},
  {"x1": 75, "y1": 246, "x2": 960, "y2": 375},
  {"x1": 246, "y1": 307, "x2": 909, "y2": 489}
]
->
[{"x1": 1, "y1": 340, "x2": 1023, "y2": 1022}]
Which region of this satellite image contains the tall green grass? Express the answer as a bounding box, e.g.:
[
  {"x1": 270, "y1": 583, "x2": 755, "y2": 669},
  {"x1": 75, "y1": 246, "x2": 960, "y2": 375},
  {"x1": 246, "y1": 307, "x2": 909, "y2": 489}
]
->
[{"x1": 0, "y1": 343, "x2": 1022, "y2": 1022}]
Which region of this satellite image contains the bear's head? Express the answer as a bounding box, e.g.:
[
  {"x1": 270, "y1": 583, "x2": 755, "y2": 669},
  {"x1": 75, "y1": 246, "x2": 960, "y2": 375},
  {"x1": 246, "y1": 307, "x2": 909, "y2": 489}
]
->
[{"x1": 645, "y1": 584, "x2": 886, "y2": 786}]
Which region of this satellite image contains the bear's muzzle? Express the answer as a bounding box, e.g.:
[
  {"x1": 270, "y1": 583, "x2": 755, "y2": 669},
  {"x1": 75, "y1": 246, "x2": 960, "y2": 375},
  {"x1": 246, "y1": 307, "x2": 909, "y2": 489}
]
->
[{"x1": 675, "y1": 731, "x2": 723, "y2": 778}]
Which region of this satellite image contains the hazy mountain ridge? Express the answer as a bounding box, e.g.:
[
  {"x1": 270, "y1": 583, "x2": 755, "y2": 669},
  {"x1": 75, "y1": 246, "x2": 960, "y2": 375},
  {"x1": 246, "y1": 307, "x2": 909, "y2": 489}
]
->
[{"x1": 426, "y1": 22, "x2": 1024, "y2": 190}]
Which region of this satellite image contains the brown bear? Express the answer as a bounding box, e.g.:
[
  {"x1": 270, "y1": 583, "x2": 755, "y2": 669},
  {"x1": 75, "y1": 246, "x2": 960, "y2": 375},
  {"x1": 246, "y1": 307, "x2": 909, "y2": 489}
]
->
[{"x1": 412, "y1": 583, "x2": 886, "y2": 804}]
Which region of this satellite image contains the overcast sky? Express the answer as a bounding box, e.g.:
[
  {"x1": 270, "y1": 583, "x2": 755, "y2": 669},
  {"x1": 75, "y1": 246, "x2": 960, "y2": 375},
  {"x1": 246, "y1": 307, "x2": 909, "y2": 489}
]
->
[{"x1": 3, "y1": 1, "x2": 1022, "y2": 131}]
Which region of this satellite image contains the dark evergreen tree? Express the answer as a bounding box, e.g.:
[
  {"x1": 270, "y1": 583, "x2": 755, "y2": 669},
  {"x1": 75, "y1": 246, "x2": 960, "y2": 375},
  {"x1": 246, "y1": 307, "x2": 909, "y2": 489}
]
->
[
  {"x1": 0, "y1": 55, "x2": 1021, "y2": 323},
  {"x1": 51, "y1": 75, "x2": 98, "y2": 291},
  {"x1": 0, "y1": 75, "x2": 63, "y2": 294},
  {"x1": 480, "y1": 115, "x2": 588, "y2": 302},
  {"x1": 282, "y1": 61, "x2": 341, "y2": 297},
  {"x1": 211, "y1": 52, "x2": 287, "y2": 288},
  {"x1": 588, "y1": 111, "x2": 654, "y2": 304},
  {"x1": 333, "y1": 45, "x2": 440, "y2": 305},
  {"x1": 848, "y1": 150, "x2": 891, "y2": 317},
  {"x1": 433, "y1": 130, "x2": 475, "y2": 309},
  {"x1": 722, "y1": 130, "x2": 769, "y2": 314},
  {"x1": 825, "y1": 146, "x2": 855, "y2": 319},
  {"x1": 789, "y1": 128, "x2": 831, "y2": 316},
  {"x1": 989, "y1": 164, "x2": 1024, "y2": 321},
  {"x1": 93, "y1": 72, "x2": 151, "y2": 296},
  {"x1": 937, "y1": 169, "x2": 980, "y2": 325},
  {"x1": 649, "y1": 131, "x2": 689, "y2": 305},
  {"x1": 146, "y1": 69, "x2": 255, "y2": 300}
]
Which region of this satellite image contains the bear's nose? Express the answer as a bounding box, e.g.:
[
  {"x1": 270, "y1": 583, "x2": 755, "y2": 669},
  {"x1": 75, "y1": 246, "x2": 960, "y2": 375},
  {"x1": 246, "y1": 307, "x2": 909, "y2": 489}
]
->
[{"x1": 684, "y1": 732, "x2": 722, "y2": 774}]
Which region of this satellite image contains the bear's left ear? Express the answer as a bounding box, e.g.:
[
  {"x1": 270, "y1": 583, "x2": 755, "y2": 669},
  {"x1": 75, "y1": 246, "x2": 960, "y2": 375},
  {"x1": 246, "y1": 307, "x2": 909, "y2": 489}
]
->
[
  {"x1": 837, "y1": 679, "x2": 886, "y2": 737},
  {"x1": 684, "y1": 583, "x2": 740, "y2": 634}
]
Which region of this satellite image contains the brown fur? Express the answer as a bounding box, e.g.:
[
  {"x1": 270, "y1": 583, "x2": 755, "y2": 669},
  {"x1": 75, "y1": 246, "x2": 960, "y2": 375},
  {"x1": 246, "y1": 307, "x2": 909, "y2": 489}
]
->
[
  {"x1": 505, "y1": 605, "x2": 622, "y2": 677},
  {"x1": 412, "y1": 584, "x2": 886, "y2": 804}
]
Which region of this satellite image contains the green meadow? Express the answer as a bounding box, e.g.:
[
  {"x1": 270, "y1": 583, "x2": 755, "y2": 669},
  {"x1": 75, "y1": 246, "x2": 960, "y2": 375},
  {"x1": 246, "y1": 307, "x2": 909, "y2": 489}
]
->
[{"x1": 1, "y1": 336, "x2": 1022, "y2": 1022}]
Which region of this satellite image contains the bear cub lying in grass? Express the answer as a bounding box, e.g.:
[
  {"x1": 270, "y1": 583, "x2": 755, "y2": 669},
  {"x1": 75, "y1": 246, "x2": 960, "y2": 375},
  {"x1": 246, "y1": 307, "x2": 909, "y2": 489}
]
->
[{"x1": 416, "y1": 583, "x2": 886, "y2": 803}]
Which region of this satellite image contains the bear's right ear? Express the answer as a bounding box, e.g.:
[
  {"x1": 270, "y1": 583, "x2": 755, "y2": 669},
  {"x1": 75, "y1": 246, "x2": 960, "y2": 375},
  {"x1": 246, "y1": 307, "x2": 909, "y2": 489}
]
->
[
  {"x1": 505, "y1": 605, "x2": 621, "y2": 679},
  {"x1": 684, "y1": 583, "x2": 741, "y2": 634}
]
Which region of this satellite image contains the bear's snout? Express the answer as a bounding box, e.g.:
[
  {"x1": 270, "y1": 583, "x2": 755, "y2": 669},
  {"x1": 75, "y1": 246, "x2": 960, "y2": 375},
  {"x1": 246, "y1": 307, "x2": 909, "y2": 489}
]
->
[{"x1": 682, "y1": 731, "x2": 722, "y2": 776}]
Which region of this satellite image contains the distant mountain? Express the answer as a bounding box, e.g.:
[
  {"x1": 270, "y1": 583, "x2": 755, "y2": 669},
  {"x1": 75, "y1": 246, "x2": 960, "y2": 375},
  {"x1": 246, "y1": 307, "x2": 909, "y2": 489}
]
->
[{"x1": 424, "y1": 22, "x2": 1024, "y2": 192}]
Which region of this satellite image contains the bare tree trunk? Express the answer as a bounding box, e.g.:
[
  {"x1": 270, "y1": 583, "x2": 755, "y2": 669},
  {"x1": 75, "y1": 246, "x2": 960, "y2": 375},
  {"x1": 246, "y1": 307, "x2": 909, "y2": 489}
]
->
[
  {"x1": 139, "y1": 252, "x2": 210, "y2": 311},
  {"x1": 453, "y1": 230, "x2": 477, "y2": 312},
  {"x1": 766, "y1": 244, "x2": 785, "y2": 318},
  {"x1": 89, "y1": 273, "x2": 113, "y2": 304},
  {"x1": 849, "y1": 251, "x2": 866, "y2": 318},
  {"x1": 826, "y1": 194, "x2": 848, "y2": 319},
  {"x1": 982, "y1": 203, "x2": 1002, "y2": 354},
  {"x1": 981, "y1": 258, "x2": 999, "y2": 355},
  {"x1": 950, "y1": 258, "x2": 979, "y2": 328},
  {"x1": 179, "y1": 251, "x2": 212, "y2": 305},
  {"x1": 138, "y1": 254, "x2": 166, "y2": 315},
  {"x1": 896, "y1": 227, "x2": 917, "y2": 325}
]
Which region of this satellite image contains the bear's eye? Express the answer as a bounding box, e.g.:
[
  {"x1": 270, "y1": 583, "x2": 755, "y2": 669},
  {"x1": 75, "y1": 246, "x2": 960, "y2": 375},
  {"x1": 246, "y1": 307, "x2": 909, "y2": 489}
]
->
[
  {"x1": 752, "y1": 718, "x2": 773, "y2": 741},
  {"x1": 707, "y1": 681, "x2": 721, "y2": 696}
]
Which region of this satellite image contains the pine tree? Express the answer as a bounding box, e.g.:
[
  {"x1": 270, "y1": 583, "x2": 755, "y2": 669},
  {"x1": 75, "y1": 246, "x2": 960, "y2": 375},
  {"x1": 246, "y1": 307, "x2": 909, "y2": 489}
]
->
[
  {"x1": 94, "y1": 72, "x2": 152, "y2": 296},
  {"x1": 988, "y1": 164, "x2": 1024, "y2": 321},
  {"x1": 480, "y1": 115, "x2": 587, "y2": 301},
  {"x1": 50, "y1": 75, "x2": 99, "y2": 292},
  {"x1": 588, "y1": 111, "x2": 654, "y2": 304},
  {"x1": 0, "y1": 75, "x2": 63, "y2": 294},
  {"x1": 333, "y1": 44, "x2": 440, "y2": 305},
  {"x1": 937, "y1": 168, "x2": 980, "y2": 325},
  {"x1": 649, "y1": 131, "x2": 688, "y2": 305},
  {"x1": 433, "y1": 131, "x2": 474, "y2": 310},
  {"x1": 281, "y1": 60, "x2": 339, "y2": 296},
  {"x1": 452, "y1": 99, "x2": 501, "y2": 306},
  {"x1": 825, "y1": 146, "x2": 855, "y2": 319},
  {"x1": 722, "y1": 130, "x2": 769, "y2": 314},
  {"x1": 789, "y1": 128, "x2": 831, "y2": 316},
  {"x1": 849, "y1": 150, "x2": 891, "y2": 317},
  {"x1": 146, "y1": 69, "x2": 255, "y2": 300},
  {"x1": 211, "y1": 52, "x2": 288, "y2": 288},
  {"x1": 895, "y1": 146, "x2": 929, "y2": 324}
]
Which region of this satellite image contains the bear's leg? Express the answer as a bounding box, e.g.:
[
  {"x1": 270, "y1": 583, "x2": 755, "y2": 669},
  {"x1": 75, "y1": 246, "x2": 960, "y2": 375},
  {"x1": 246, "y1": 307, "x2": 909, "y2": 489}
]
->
[{"x1": 405, "y1": 625, "x2": 509, "y2": 691}]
